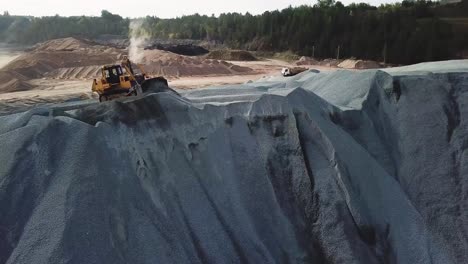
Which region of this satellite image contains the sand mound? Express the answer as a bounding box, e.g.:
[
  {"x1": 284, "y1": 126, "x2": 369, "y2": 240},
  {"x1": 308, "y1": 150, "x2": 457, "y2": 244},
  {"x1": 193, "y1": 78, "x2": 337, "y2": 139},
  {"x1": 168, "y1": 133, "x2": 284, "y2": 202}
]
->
[
  {"x1": 338, "y1": 59, "x2": 382, "y2": 69},
  {"x1": 317, "y1": 58, "x2": 343, "y2": 67},
  {"x1": 31, "y1": 37, "x2": 99, "y2": 52},
  {"x1": 3, "y1": 51, "x2": 120, "y2": 78},
  {"x1": 0, "y1": 71, "x2": 33, "y2": 92},
  {"x1": 139, "y1": 49, "x2": 252, "y2": 77},
  {"x1": 45, "y1": 50, "x2": 253, "y2": 80},
  {"x1": 0, "y1": 61, "x2": 467, "y2": 263},
  {"x1": 206, "y1": 50, "x2": 257, "y2": 61},
  {"x1": 0, "y1": 38, "x2": 253, "y2": 93},
  {"x1": 0, "y1": 38, "x2": 122, "y2": 92},
  {"x1": 45, "y1": 66, "x2": 102, "y2": 80},
  {"x1": 295, "y1": 56, "x2": 318, "y2": 65}
]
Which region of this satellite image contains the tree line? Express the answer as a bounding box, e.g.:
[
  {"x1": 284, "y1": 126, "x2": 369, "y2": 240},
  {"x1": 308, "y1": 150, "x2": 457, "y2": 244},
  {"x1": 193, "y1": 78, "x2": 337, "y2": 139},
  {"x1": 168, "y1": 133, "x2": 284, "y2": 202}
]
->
[
  {"x1": 0, "y1": 0, "x2": 467, "y2": 64},
  {"x1": 0, "y1": 10, "x2": 128, "y2": 44}
]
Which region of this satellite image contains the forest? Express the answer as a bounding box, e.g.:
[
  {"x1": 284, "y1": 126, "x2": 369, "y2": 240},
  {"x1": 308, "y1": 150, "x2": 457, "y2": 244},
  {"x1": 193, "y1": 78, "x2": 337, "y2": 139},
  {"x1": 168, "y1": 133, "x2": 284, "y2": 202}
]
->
[{"x1": 0, "y1": 0, "x2": 467, "y2": 64}]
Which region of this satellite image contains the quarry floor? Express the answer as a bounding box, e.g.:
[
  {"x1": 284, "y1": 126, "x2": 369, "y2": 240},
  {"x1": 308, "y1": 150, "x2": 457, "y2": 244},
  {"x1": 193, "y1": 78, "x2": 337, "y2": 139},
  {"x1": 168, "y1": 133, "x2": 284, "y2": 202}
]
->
[{"x1": 0, "y1": 59, "x2": 337, "y2": 115}]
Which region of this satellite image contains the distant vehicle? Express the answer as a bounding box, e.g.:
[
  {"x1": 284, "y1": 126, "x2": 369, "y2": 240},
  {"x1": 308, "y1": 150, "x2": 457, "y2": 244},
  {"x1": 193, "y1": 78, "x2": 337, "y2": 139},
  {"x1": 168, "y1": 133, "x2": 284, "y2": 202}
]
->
[
  {"x1": 92, "y1": 56, "x2": 168, "y2": 102},
  {"x1": 281, "y1": 68, "x2": 291, "y2": 76},
  {"x1": 281, "y1": 67, "x2": 307, "y2": 77}
]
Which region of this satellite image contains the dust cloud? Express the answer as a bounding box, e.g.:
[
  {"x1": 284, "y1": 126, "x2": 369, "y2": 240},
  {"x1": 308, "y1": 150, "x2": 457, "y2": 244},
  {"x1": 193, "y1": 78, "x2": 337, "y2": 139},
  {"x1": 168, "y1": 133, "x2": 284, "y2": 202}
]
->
[
  {"x1": 0, "y1": 43, "x2": 22, "y2": 69},
  {"x1": 129, "y1": 19, "x2": 150, "y2": 64}
]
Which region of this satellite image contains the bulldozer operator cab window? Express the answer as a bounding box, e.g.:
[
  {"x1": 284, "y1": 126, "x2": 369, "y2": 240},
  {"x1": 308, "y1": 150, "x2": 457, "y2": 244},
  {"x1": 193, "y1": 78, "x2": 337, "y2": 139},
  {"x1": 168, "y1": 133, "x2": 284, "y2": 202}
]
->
[{"x1": 105, "y1": 67, "x2": 122, "y2": 84}]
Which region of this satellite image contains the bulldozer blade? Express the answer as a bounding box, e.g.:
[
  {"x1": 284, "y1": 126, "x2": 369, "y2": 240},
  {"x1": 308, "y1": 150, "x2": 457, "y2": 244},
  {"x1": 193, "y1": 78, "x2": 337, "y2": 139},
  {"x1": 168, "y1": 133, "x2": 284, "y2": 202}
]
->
[{"x1": 141, "y1": 77, "x2": 169, "y2": 93}]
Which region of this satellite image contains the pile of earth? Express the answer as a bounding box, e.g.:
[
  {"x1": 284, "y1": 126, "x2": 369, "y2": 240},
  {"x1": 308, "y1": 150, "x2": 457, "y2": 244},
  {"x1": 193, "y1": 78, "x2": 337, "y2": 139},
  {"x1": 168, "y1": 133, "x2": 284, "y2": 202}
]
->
[
  {"x1": 317, "y1": 58, "x2": 343, "y2": 67},
  {"x1": 338, "y1": 59, "x2": 382, "y2": 69},
  {"x1": 295, "y1": 57, "x2": 382, "y2": 69},
  {"x1": 0, "y1": 71, "x2": 33, "y2": 93},
  {"x1": 0, "y1": 37, "x2": 123, "y2": 92},
  {"x1": 144, "y1": 43, "x2": 209, "y2": 56},
  {"x1": 0, "y1": 38, "x2": 253, "y2": 93},
  {"x1": 0, "y1": 60, "x2": 467, "y2": 264},
  {"x1": 137, "y1": 49, "x2": 252, "y2": 77},
  {"x1": 206, "y1": 50, "x2": 258, "y2": 61},
  {"x1": 28, "y1": 37, "x2": 107, "y2": 52}
]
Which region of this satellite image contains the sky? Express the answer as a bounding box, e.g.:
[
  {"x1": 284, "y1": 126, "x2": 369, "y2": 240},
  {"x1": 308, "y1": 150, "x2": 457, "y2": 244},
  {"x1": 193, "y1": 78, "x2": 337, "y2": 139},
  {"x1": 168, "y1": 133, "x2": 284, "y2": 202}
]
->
[{"x1": 1, "y1": 0, "x2": 399, "y2": 18}]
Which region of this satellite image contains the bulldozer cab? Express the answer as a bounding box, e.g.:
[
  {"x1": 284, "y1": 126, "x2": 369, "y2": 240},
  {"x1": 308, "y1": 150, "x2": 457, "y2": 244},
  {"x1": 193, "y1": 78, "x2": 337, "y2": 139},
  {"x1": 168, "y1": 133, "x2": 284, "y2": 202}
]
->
[{"x1": 103, "y1": 65, "x2": 124, "y2": 85}]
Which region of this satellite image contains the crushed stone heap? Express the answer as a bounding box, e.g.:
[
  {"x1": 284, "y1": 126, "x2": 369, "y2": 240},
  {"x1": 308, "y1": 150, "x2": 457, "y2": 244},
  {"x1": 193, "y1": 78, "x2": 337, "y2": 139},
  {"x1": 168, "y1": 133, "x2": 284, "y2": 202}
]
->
[{"x1": 0, "y1": 60, "x2": 467, "y2": 263}]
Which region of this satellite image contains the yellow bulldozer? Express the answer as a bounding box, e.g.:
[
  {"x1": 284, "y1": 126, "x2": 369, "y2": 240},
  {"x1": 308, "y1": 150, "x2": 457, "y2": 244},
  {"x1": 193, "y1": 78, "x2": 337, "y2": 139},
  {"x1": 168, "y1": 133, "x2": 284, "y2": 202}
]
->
[{"x1": 92, "y1": 56, "x2": 168, "y2": 102}]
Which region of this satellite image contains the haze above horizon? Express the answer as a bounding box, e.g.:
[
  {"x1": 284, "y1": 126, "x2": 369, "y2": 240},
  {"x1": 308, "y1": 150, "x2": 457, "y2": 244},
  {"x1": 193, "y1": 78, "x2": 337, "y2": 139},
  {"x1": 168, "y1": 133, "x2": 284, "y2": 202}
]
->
[{"x1": 2, "y1": 0, "x2": 399, "y2": 18}]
